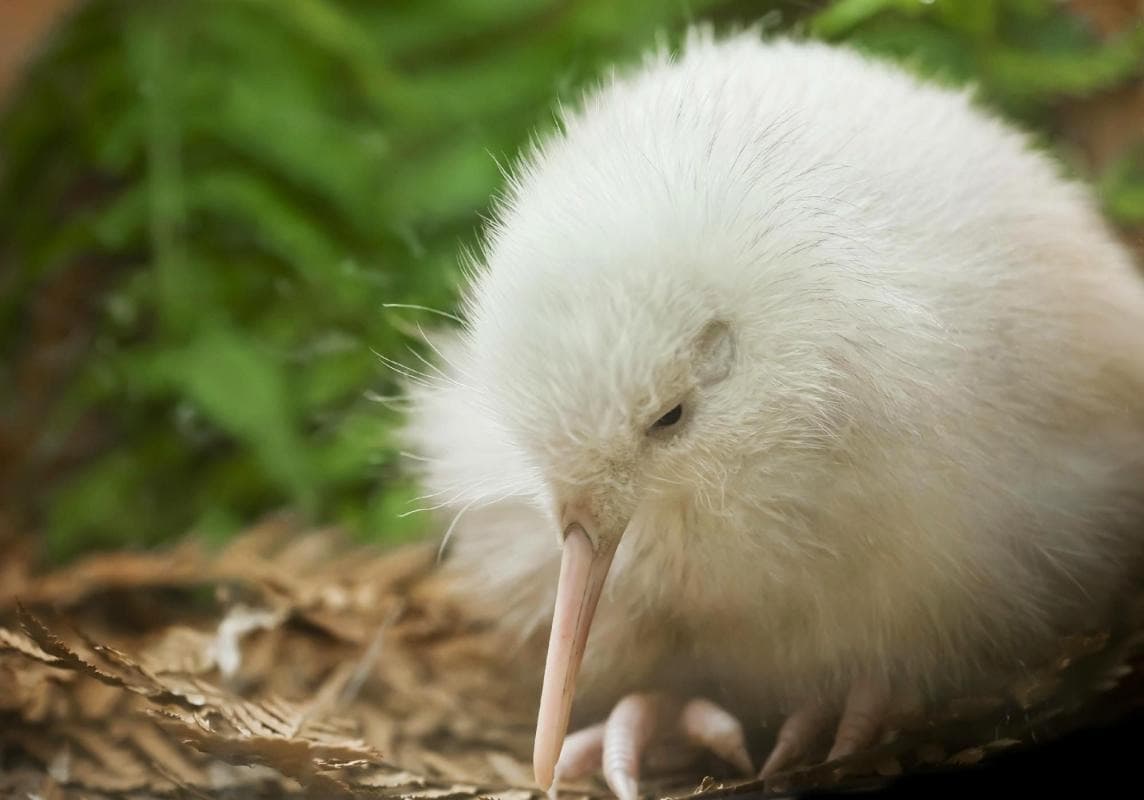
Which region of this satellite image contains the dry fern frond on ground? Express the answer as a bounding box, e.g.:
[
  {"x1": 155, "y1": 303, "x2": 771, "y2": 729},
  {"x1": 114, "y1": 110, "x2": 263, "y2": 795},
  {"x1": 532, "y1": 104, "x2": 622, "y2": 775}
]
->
[{"x1": 3, "y1": 515, "x2": 1144, "y2": 799}]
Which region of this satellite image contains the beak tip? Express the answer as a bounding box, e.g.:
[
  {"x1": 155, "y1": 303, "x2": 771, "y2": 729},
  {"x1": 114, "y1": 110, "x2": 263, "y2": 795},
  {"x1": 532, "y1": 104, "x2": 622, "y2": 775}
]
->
[
  {"x1": 534, "y1": 762, "x2": 555, "y2": 794},
  {"x1": 533, "y1": 735, "x2": 557, "y2": 793}
]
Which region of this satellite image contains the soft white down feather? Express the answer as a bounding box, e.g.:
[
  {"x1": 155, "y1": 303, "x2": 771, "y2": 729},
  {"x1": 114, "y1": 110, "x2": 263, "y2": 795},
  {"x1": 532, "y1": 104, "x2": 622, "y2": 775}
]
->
[{"x1": 398, "y1": 27, "x2": 1144, "y2": 795}]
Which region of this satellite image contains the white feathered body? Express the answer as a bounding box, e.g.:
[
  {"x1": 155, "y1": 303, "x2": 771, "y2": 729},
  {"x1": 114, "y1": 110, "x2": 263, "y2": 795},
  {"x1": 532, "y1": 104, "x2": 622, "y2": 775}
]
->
[{"x1": 400, "y1": 32, "x2": 1144, "y2": 726}]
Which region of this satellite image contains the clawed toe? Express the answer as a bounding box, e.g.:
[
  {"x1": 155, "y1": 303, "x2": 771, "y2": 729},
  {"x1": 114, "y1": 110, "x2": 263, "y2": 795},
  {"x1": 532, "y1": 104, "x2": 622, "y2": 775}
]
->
[
  {"x1": 602, "y1": 693, "x2": 665, "y2": 800},
  {"x1": 760, "y1": 677, "x2": 893, "y2": 782},
  {"x1": 553, "y1": 692, "x2": 752, "y2": 799},
  {"x1": 679, "y1": 697, "x2": 754, "y2": 776},
  {"x1": 828, "y1": 677, "x2": 890, "y2": 761},
  {"x1": 553, "y1": 723, "x2": 606, "y2": 786},
  {"x1": 759, "y1": 702, "x2": 833, "y2": 779}
]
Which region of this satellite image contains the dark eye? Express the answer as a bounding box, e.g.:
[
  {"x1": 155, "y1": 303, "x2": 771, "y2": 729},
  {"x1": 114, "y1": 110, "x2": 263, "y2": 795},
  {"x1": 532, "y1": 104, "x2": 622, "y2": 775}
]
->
[{"x1": 652, "y1": 404, "x2": 683, "y2": 429}]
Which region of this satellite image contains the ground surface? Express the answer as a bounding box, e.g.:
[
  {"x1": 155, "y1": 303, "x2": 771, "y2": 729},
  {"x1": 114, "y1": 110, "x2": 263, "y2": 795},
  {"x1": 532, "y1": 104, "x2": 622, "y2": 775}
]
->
[{"x1": 3, "y1": 517, "x2": 1144, "y2": 800}]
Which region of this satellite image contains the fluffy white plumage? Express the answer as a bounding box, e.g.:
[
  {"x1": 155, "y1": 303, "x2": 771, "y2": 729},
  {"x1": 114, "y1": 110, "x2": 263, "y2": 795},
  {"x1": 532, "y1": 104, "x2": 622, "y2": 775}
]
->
[{"x1": 399, "y1": 28, "x2": 1144, "y2": 791}]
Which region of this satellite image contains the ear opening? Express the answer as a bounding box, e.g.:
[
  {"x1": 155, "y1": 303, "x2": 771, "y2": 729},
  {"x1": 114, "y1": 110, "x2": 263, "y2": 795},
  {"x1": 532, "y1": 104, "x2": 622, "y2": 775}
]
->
[{"x1": 694, "y1": 320, "x2": 735, "y2": 385}]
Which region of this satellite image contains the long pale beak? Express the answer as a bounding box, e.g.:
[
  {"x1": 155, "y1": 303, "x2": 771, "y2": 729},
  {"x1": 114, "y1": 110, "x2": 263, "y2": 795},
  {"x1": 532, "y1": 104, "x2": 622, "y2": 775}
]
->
[{"x1": 533, "y1": 522, "x2": 620, "y2": 792}]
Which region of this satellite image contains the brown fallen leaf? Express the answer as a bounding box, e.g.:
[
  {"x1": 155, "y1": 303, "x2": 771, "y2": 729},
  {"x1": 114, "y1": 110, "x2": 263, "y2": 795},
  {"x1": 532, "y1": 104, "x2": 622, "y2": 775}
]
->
[{"x1": 2, "y1": 517, "x2": 1143, "y2": 800}]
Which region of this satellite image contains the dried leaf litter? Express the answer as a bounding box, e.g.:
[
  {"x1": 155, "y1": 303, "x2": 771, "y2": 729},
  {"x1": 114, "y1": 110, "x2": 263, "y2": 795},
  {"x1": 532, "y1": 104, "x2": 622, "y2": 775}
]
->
[{"x1": 2, "y1": 515, "x2": 1144, "y2": 799}]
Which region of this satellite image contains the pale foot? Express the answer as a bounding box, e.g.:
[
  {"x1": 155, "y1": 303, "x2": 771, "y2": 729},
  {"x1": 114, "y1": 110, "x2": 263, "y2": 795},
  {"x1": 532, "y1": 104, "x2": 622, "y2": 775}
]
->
[
  {"x1": 759, "y1": 677, "x2": 894, "y2": 780},
  {"x1": 552, "y1": 692, "x2": 753, "y2": 800},
  {"x1": 553, "y1": 680, "x2": 899, "y2": 798}
]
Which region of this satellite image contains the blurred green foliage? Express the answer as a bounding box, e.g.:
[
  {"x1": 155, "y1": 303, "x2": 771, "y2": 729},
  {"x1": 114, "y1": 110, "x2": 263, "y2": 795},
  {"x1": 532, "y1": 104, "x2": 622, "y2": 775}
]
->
[{"x1": 1, "y1": 0, "x2": 1142, "y2": 561}]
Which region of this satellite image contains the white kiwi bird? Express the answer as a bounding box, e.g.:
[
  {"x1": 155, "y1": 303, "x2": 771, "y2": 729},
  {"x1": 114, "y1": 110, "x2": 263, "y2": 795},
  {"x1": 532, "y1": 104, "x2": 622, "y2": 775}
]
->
[{"x1": 397, "y1": 28, "x2": 1144, "y2": 800}]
